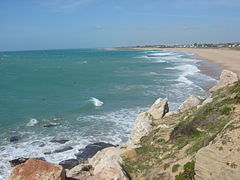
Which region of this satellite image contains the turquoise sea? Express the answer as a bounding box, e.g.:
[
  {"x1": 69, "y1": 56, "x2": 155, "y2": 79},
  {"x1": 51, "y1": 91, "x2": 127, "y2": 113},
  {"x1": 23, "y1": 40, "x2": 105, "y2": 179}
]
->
[{"x1": 0, "y1": 48, "x2": 219, "y2": 178}]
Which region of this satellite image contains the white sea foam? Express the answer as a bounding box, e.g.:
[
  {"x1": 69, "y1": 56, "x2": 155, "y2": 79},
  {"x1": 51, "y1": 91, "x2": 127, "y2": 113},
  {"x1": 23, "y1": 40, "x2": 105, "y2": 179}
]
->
[
  {"x1": 167, "y1": 64, "x2": 200, "y2": 75},
  {"x1": 165, "y1": 64, "x2": 200, "y2": 84},
  {"x1": 136, "y1": 55, "x2": 166, "y2": 63},
  {"x1": 77, "y1": 60, "x2": 88, "y2": 64},
  {"x1": 176, "y1": 76, "x2": 193, "y2": 84},
  {"x1": 136, "y1": 55, "x2": 150, "y2": 59},
  {"x1": 90, "y1": 97, "x2": 104, "y2": 107},
  {"x1": 149, "y1": 72, "x2": 159, "y2": 76},
  {"x1": 0, "y1": 106, "x2": 148, "y2": 178},
  {"x1": 26, "y1": 118, "x2": 38, "y2": 127},
  {"x1": 148, "y1": 52, "x2": 173, "y2": 56},
  {"x1": 152, "y1": 59, "x2": 166, "y2": 63}
]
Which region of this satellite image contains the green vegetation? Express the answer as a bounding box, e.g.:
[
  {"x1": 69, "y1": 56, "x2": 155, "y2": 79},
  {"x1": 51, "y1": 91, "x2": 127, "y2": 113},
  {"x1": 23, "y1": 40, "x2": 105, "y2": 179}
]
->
[
  {"x1": 175, "y1": 161, "x2": 195, "y2": 180},
  {"x1": 169, "y1": 81, "x2": 239, "y2": 154},
  {"x1": 164, "y1": 163, "x2": 170, "y2": 170},
  {"x1": 172, "y1": 164, "x2": 180, "y2": 173},
  {"x1": 122, "y1": 81, "x2": 240, "y2": 179},
  {"x1": 220, "y1": 106, "x2": 232, "y2": 115}
]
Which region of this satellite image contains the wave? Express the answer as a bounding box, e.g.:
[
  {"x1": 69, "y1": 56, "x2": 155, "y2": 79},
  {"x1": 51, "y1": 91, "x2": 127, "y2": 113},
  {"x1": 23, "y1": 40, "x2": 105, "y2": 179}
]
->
[
  {"x1": 136, "y1": 55, "x2": 150, "y2": 59},
  {"x1": 167, "y1": 64, "x2": 200, "y2": 75},
  {"x1": 151, "y1": 59, "x2": 166, "y2": 63},
  {"x1": 136, "y1": 55, "x2": 166, "y2": 63},
  {"x1": 0, "y1": 106, "x2": 146, "y2": 179},
  {"x1": 77, "y1": 61, "x2": 88, "y2": 64},
  {"x1": 149, "y1": 72, "x2": 159, "y2": 76},
  {"x1": 148, "y1": 52, "x2": 174, "y2": 56},
  {"x1": 89, "y1": 97, "x2": 104, "y2": 107},
  {"x1": 166, "y1": 64, "x2": 200, "y2": 84},
  {"x1": 26, "y1": 118, "x2": 38, "y2": 127}
]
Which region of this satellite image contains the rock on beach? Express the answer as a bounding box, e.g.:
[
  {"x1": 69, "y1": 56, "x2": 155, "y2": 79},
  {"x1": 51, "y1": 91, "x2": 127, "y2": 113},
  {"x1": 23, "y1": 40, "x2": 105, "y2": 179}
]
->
[{"x1": 8, "y1": 158, "x2": 65, "y2": 180}]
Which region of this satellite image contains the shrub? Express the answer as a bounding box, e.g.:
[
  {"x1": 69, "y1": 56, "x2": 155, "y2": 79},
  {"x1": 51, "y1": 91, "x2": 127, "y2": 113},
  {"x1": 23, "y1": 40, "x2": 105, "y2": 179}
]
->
[
  {"x1": 175, "y1": 161, "x2": 195, "y2": 180},
  {"x1": 220, "y1": 106, "x2": 232, "y2": 115},
  {"x1": 172, "y1": 164, "x2": 180, "y2": 173}
]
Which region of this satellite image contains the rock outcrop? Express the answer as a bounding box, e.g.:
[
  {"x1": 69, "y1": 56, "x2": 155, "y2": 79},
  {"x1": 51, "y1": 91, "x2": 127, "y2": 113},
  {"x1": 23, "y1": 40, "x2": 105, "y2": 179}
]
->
[
  {"x1": 130, "y1": 112, "x2": 153, "y2": 144},
  {"x1": 195, "y1": 113, "x2": 240, "y2": 180},
  {"x1": 148, "y1": 98, "x2": 169, "y2": 119},
  {"x1": 8, "y1": 158, "x2": 65, "y2": 180},
  {"x1": 178, "y1": 95, "x2": 201, "y2": 112},
  {"x1": 66, "y1": 147, "x2": 129, "y2": 180},
  {"x1": 130, "y1": 98, "x2": 168, "y2": 144},
  {"x1": 209, "y1": 69, "x2": 238, "y2": 92},
  {"x1": 66, "y1": 164, "x2": 93, "y2": 180},
  {"x1": 88, "y1": 147, "x2": 129, "y2": 180}
]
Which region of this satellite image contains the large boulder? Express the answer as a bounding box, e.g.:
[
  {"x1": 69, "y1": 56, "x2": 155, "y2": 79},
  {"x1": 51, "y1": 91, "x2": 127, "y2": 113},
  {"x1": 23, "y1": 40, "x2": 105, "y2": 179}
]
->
[
  {"x1": 209, "y1": 70, "x2": 238, "y2": 92},
  {"x1": 178, "y1": 95, "x2": 201, "y2": 112},
  {"x1": 88, "y1": 147, "x2": 129, "y2": 180},
  {"x1": 148, "y1": 98, "x2": 169, "y2": 119},
  {"x1": 195, "y1": 116, "x2": 240, "y2": 180},
  {"x1": 8, "y1": 158, "x2": 65, "y2": 180},
  {"x1": 130, "y1": 112, "x2": 153, "y2": 144},
  {"x1": 67, "y1": 147, "x2": 129, "y2": 180}
]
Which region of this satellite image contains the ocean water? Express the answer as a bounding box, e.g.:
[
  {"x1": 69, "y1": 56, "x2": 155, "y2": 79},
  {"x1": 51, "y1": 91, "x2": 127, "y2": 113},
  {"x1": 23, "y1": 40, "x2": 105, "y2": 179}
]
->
[{"x1": 0, "y1": 48, "x2": 218, "y2": 178}]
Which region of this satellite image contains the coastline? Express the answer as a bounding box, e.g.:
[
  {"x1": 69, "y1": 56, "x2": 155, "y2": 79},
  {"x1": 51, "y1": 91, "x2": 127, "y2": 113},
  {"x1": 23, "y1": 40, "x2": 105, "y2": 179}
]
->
[
  {"x1": 6, "y1": 49, "x2": 240, "y2": 180},
  {"x1": 0, "y1": 48, "x2": 221, "y2": 179},
  {"x1": 128, "y1": 47, "x2": 240, "y2": 77}
]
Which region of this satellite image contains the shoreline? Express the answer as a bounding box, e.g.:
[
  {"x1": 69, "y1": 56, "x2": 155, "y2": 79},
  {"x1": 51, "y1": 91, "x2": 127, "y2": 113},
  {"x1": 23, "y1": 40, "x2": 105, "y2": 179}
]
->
[
  {"x1": 6, "y1": 49, "x2": 240, "y2": 179},
  {"x1": 0, "y1": 49, "x2": 220, "y2": 179},
  {"x1": 127, "y1": 47, "x2": 240, "y2": 77}
]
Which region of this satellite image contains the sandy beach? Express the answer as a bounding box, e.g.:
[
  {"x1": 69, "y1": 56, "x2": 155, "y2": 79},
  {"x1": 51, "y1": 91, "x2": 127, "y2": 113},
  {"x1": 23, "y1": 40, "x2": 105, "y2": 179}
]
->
[{"x1": 131, "y1": 48, "x2": 240, "y2": 76}]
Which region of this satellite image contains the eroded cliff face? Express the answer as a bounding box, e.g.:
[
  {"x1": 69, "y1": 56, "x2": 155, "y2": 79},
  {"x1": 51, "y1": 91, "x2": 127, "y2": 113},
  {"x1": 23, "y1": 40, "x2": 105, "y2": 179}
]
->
[
  {"x1": 195, "y1": 105, "x2": 240, "y2": 180},
  {"x1": 122, "y1": 71, "x2": 240, "y2": 180}
]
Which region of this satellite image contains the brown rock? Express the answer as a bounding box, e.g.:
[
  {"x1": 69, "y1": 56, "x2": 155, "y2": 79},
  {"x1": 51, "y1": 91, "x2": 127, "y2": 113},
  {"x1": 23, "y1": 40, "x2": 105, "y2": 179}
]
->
[
  {"x1": 8, "y1": 158, "x2": 65, "y2": 180},
  {"x1": 148, "y1": 98, "x2": 169, "y2": 119},
  {"x1": 195, "y1": 116, "x2": 240, "y2": 180},
  {"x1": 88, "y1": 147, "x2": 129, "y2": 180},
  {"x1": 178, "y1": 95, "x2": 201, "y2": 112},
  {"x1": 89, "y1": 167, "x2": 128, "y2": 180},
  {"x1": 66, "y1": 164, "x2": 93, "y2": 180},
  {"x1": 130, "y1": 112, "x2": 153, "y2": 144},
  {"x1": 209, "y1": 69, "x2": 238, "y2": 92},
  {"x1": 121, "y1": 149, "x2": 137, "y2": 161}
]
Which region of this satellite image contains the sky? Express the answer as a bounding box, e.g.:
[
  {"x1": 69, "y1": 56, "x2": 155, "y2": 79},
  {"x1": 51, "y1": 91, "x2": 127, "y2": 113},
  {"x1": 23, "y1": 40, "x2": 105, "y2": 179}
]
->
[{"x1": 0, "y1": 0, "x2": 240, "y2": 51}]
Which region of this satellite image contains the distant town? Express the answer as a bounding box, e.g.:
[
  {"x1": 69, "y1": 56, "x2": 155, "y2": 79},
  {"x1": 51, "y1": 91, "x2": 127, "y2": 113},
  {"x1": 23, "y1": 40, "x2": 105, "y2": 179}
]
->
[{"x1": 118, "y1": 42, "x2": 240, "y2": 50}]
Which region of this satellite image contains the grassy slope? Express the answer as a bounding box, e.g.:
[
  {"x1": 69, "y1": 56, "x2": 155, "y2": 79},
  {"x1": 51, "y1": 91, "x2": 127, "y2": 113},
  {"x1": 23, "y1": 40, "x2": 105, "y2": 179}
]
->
[{"x1": 122, "y1": 81, "x2": 240, "y2": 180}]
